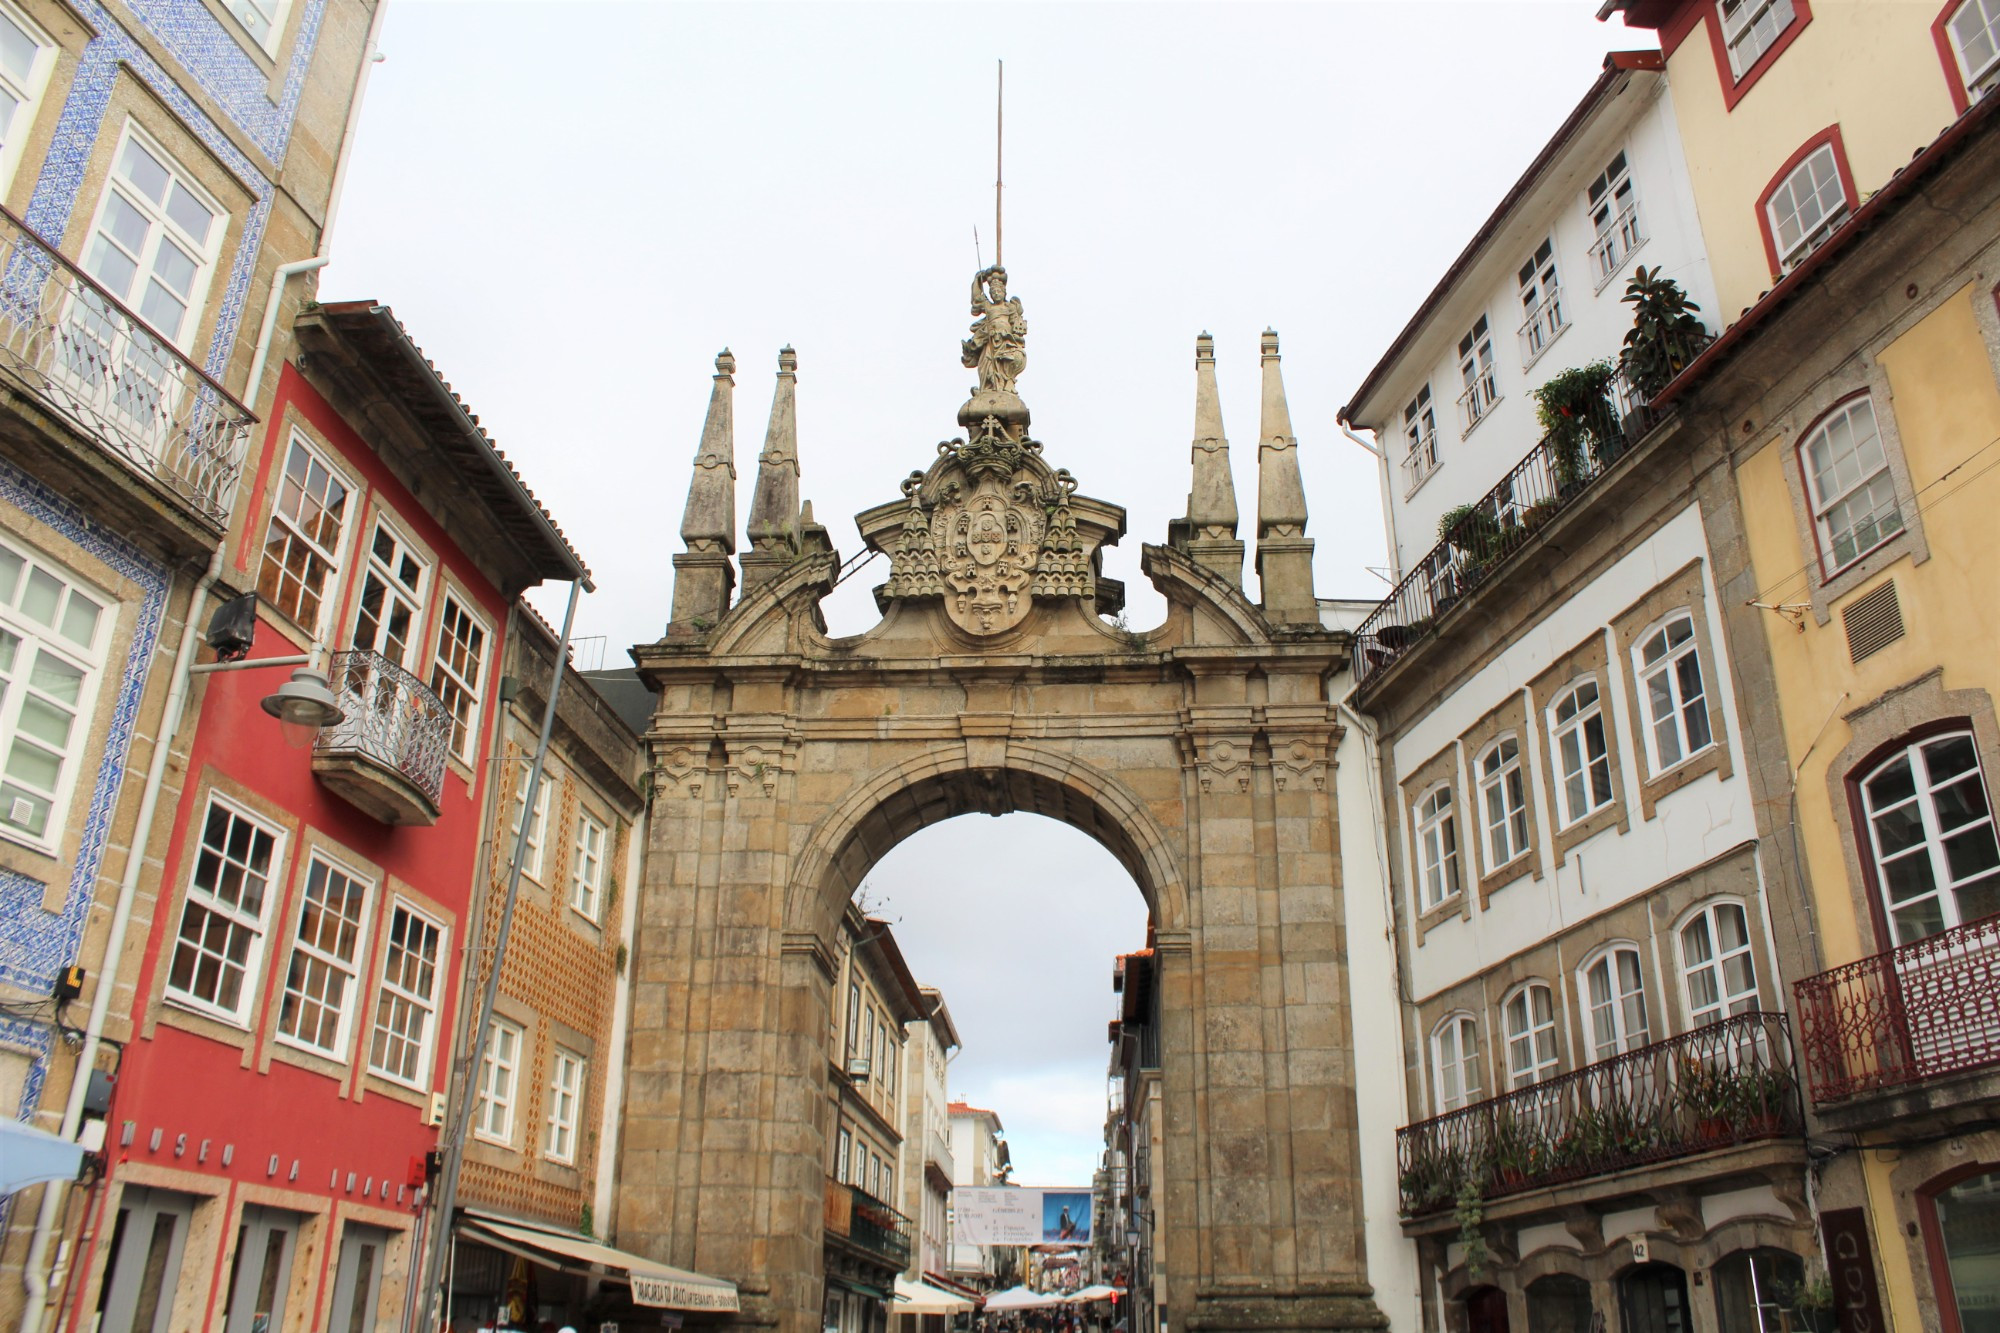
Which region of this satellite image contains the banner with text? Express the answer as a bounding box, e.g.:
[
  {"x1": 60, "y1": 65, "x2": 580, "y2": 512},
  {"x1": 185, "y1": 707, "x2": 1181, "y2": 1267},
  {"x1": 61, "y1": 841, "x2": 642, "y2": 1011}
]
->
[{"x1": 954, "y1": 1188, "x2": 1093, "y2": 1246}]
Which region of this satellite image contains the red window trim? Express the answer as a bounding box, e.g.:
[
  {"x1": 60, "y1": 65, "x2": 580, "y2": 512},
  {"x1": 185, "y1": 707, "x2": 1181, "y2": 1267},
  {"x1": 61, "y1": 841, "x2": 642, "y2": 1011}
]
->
[
  {"x1": 1919, "y1": 1160, "x2": 2000, "y2": 1333},
  {"x1": 1935, "y1": 0, "x2": 1989, "y2": 115},
  {"x1": 1793, "y1": 388, "x2": 1890, "y2": 580},
  {"x1": 1698, "y1": 0, "x2": 1815, "y2": 109},
  {"x1": 1754, "y1": 124, "x2": 1857, "y2": 279},
  {"x1": 1843, "y1": 718, "x2": 1984, "y2": 953}
]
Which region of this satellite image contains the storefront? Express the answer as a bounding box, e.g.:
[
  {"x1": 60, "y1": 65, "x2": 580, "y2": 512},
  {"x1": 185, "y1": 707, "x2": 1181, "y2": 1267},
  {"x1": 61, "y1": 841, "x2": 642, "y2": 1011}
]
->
[{"x1": 446, "y1": 1208, "x2": 739, "y2": 1330}]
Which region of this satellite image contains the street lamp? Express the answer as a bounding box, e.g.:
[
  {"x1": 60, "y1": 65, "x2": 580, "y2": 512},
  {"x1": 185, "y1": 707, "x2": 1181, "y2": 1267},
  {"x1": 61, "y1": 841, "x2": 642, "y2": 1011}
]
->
[{"x1": 258, "y1": 668, "x2": 344, "y2": 747}]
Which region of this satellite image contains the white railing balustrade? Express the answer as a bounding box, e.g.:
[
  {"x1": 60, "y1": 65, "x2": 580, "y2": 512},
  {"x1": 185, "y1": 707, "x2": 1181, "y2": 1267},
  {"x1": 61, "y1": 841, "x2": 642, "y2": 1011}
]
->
[{"x1": 318, "y1": 649, "x2": 454, "y2": 806}]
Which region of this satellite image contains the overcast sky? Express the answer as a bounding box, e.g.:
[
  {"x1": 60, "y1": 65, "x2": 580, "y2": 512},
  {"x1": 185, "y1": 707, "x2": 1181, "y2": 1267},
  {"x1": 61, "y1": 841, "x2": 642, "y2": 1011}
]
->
[{"x1": 328, "y1": 0, "x2": 1652, "y2": 1192}]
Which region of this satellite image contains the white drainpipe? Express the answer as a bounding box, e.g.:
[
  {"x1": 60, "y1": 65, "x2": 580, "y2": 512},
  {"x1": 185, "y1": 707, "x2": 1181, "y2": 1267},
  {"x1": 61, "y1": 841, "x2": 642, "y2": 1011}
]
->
[{"x1": 1337, "y1": 416, "x2": 1401, "y2": 585}]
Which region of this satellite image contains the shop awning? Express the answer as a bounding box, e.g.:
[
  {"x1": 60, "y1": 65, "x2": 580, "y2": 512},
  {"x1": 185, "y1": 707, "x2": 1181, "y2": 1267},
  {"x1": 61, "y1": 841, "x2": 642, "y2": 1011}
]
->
[
  {"x1": 460, "y1": 1213, "x2": 739, "y2": 1312},
  {"x1": 828, "y1": 1276, "x2": 893, "y2": 1302},
  {"x1": 894, "y1": 1276, "x2": 974, "y2": 1313},
  {"x1": 0, "y1": 1118, "x2": 83, "y2": 1196}
]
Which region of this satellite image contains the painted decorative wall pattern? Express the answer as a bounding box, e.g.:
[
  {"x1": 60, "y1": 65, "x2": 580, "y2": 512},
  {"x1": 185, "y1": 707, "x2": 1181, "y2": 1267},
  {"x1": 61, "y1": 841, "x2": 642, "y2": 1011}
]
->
[
  {"x1": 0, "y1": 452, "x2": 169, "y2": 1125},
  {"x1": 22, "y1": 0, "x2": 329, "y2": 384}
]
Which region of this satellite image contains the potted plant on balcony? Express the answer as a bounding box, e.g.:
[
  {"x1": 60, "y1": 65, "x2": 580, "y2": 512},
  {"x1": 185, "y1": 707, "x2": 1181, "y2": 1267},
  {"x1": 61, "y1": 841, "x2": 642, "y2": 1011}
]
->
[
  {"x1": 1488, "y1": 1111, "x2": 1547, "y2": 1191},
  {"x1": 1398, "y1": 1138, "x2": 1469, "y2": 1215},
  {"x1": 1732, "y1": 1065, "x2": 1796, "y2": 1138},
  {"x1": 1620, "y1": 267, "x2": 1710, "y2": 404},
  {"x1": 1676, "y1": 1056, "x2": 1738, "y2": 1146},
  {"x1": 1534, "y1": 360, "x2": 1618, "y2": 490},
  {"x1": 1439, "y1": 503, "x2": 1510, "y2": 587}
]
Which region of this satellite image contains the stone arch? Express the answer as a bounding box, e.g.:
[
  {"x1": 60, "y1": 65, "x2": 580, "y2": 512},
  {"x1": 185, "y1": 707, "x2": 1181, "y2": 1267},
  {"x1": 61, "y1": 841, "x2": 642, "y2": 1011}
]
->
[{"x1": 784, "y1": 742, "x2": 1191, "y2": 946}]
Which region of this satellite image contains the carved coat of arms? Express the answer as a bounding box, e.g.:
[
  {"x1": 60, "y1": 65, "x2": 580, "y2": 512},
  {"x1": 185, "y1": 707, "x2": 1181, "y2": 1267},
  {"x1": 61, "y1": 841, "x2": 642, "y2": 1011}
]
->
[{"x1": 938, "y1": 478, "x2": 1043, "y2": 633}]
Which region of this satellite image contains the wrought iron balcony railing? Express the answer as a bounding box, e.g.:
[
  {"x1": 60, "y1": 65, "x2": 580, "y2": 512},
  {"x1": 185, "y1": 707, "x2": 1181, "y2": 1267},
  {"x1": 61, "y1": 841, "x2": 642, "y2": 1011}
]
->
[
  {"x1": 1795, "y1": 913, "x2": 2000, "y2": 1105},
  {"x1": 1353, "y1": 324, "x2": 1712, "y2": 694},
  {"x1": 316, "y1": 649, "x2": 453, "y2": 808},
  {"x1": 0, "y1": 206, "x2": 253, "y2": 526},
  {"x1": 825, "y1": 1179, "x2": 913, "y2": 1268},
  {"x1": 1395, "y1": 1012, "x2": 1801, "y2": 1218}
]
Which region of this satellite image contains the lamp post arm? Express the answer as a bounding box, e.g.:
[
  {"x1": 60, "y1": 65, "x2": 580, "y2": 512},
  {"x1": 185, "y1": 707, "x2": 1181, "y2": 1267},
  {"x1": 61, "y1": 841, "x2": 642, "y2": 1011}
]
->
[{"x1": 187, "y1": 653, "x2": 309, "y2": 676}]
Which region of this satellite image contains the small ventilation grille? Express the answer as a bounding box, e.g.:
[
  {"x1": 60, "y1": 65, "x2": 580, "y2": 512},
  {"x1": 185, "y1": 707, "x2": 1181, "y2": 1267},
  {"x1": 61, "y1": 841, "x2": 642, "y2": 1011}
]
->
[{"x1": 1844, "y1": 580, "x2": 1904, "y2": 663}]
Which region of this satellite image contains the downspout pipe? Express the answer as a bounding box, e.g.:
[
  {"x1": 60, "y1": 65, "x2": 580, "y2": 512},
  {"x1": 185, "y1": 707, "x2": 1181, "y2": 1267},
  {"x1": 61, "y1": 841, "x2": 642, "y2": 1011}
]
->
[
  {"x1": 16, "y1": 548, "x2": 225, "y2": 1333},
  {"x1": 418, "y1": 579, "x2": 585, "y2": 1333},
  {"x1": 1337, "y1": 415, "x2": 1401, "y2": 585}
]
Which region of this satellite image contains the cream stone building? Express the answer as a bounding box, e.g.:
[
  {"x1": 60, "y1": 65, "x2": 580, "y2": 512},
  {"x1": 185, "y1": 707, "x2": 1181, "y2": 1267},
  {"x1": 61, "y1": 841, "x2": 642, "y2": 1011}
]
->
[
  {"x1": 946, "y1": 1101, "x2": 1009, "y2": 1287},
  {"x1": 897, "y1": 986, "x2": 958, "y2": 1293}
]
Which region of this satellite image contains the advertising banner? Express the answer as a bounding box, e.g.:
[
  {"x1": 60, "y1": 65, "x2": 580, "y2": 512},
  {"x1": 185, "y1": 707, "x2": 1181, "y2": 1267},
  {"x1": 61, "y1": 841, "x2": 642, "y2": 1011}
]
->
[{"x1": 954, "y1": 1188, "x2": 1093, "y2": 1246}]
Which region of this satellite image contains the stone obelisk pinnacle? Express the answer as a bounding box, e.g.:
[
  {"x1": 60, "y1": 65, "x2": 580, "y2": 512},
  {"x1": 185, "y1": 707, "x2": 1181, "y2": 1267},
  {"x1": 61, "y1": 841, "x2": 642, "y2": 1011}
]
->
[
  {"x1": 1254, "y1": 329, "x2": 1318, "y2": 624},
  {"x1": 668, "y1": 349, "x2": 738, "y2": 631}
]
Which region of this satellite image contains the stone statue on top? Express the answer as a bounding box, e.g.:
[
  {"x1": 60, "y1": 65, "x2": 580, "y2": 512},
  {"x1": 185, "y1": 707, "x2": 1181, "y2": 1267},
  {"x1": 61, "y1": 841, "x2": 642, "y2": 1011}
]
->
[{"x1": 961, "y1": 266, "x2": 1026, "y2": 395}]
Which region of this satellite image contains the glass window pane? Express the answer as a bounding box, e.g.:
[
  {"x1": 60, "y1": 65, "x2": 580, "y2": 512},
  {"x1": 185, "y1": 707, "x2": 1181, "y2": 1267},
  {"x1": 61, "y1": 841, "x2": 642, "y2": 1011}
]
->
[
  {"x1": 20, "y1": 567, "x2": 60, "y2": 625},
  {"x1": 118, "y1": 139, "x2": 169, "y2": 203},
  {"x1": 5, "y1": 737, "x2": 59, "y2": 789},
  {"x1": 29, "y1": 651, "x2": 83, "y2": 706},
  {"x1": 1884, "y1": 851, "x2": 1939, "y2": 905},
  {"x1": 1946, "y1": 828, "x2": 2000, "y2": 884},
  {"x1": 0, "y1": 15, "x2": 38, "y2": 85},
  {"x1": 164, "y1": 182, "x2": 213, "y2": 246},
  {"x1": 59, "y1": 592, "x2": 101, "y2": 649}
]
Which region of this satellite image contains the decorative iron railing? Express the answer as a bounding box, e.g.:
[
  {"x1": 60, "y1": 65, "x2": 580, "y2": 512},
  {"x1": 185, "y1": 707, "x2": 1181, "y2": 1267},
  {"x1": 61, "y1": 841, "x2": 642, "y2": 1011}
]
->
[
  {"x1": 1456, "y1": 374, "x2": 1498, "y2": 434},
  {"x1": 825, "y1": 1179, "x2": 913, "y2": 1267},
  {"x1": 1402, "y1": 429, "x2": 1441, "y2": 495},
  {"x1": 1396, "y1": 1012, "x2": 1801, "y2": 1217},
  {"x1": 0, "y1": 206, "x2": 253, "y2": 525},
  {"x1": 1794, "y1": 913, "x2": 2000, "y2": 1104},
  {"x1": 1353, "y1": 323, "x2": 1711, "y2": 693},
  {"x1": 316, "y1": 649, "x2": 453, "y2": 807}
]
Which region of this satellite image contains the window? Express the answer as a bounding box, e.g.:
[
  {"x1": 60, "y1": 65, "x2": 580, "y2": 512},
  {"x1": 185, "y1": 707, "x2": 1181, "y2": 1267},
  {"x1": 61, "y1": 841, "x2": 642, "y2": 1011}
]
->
[
  {"x1": 546, "y1": 1047, "x2": 584, "y2": 1164},
  {"x1": 223, "y1": 0, "x2": 291, "y2": 55},
  {"x1": 879, "y1": 1020, "x2": 894, "y2": 1095},
  {"x1": 276, "y1": 853, "x2": 372, "y2": 1056},
  {"x1": 1861, "y1": 732, "x2": 2000, "y2": 944},
  {"x1": 1800, "y1": 396, "x2": 1903, "y2": 574},
  {"x1": 571, "y1": 811, "x2": 607, "y2": 921},
  {"x1": 1948, "y1": 0, "x2": 2000, "y2": 101},
  {"x1": 1680, "y1": 902, "x2": 1759, "y2": 1027},
  {"x1": 0, "y1": 539, "x2": 108, "y2": 848},
  {"x1": 1587, "y1": 151, "x2": 1643, "y2": 284},
  {"x1": 429, "y1": 592, "x2": 487, "y2": 762},
  {"x1": 1457, "y1": 316, "x2": 1498, "y2": 432},
  {"x1": 835, "y1": 1127, "x2": 851, "y2": 1182},
  {"x1": 68, "y1": 127, "x2": 224, "y2": 426},
  {"x1": 0, "y1": 3, "x2": 54, "y2": 194},
  {"x1": 1935, "y1": 1171, "x2": 2000, "y2": 1327},
  {"x1": 368, "y1": 903, "x2": 442, "y2": 1087},
  {"x1": 509, "y1": 764, "x2": 550, "y2": 881},
  {"x1": 1517, "y1": 238, "x2": 1565, "y2": 363},
  {"x1": 473, "y1": 1019, "x2": 522, "y2": 1145},
  {"x1": 1431, "y1": 1013, "x2": 1483, "y2": 1112},
  {"x1": 1551, "y1": 679, "x2": 1615, "y2": 825},
  {"x1": 1637, "y1": 614, "x2": 1713, "y2": 772},
  {"x1": 1415, "y1": 784, "x2": 1462, "y2": 910},
  {"x1": 350, "y1": 520, "x2": 428, "y2": 670},
  {"x1": 259, "y1": 436, "x2": 351, "y2": 634},
  {"x1": 1503, "y1": 983, "x2": 1559, "y2": 1088},
  {"x1": 1713, "y1": 1249, "x2": 1809, "y2": 1333},
  {"x1": 1477, "y1": 737, "x2": 1529, "y2": 871},
  {"x1": 845, "y1": 981, "x2": 861, "y2": 1058},
  {"x1": 1766, "y1": 141, "x2": 1848, "y2": 271},
  {"x1": 1402, "y1": 385, "x2": 1439, "y2": 491},
  {"x1": 166, "y1": 797, "x2": 283, "y2": 1022},
  {"x1": 1581, "y1": 946, "x2": 1651, "y2": 1061},
  {"x1": 1720, "y1": 0, "x2": 1798, "y2": 77}
]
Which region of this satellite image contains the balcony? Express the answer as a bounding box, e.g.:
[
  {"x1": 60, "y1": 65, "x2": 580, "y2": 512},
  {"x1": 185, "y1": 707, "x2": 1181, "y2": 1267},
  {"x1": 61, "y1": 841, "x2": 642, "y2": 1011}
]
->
[
  {"x1": 1402, "y1": 428, "x2": 1440, "y2": 496},
  {"x1": 1396, "y1": 1013, "x2": 1802, "y2": 1219},
  {"x1": 0, "y1": 206, "x2": 253, "y2": 529},
  {"x1": 1589, "y1": 204, "x2": 1646, "y2": 288},
  {"x1": 1353, "y1": 320, "x2": 1712, "y2": 696},
  {"x1": 824, "y1": 1179, "x2": 912, "y2": 1270},
  {"x1": 312, "y1": 649, "x2": 453, "y2": 826},
  {"x1": 1795, "y1": 913, "x2": 2000, "y2": 1121},
  {"x1": 1517, "y1": 288, "x2": 1568, "y2": 366}
]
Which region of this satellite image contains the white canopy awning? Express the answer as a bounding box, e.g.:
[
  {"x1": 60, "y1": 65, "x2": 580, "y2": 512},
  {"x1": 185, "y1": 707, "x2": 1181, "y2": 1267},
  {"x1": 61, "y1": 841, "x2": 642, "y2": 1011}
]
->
[
  {"x1": 984, "y1": 1285, "x2": 1063, "y2": 1311},
  {"x1": 895, "y1": 1276, "x2": 974, "y2": 1312},
  {"x1": 0, "y1": 1117, "x2": 83, "y2": 1196},
  {"x1": 461, "y1": 1213, "x2": 740, "y2": 1312},
  {"x1": 1066, "y1": 1285, "x2": 1120, "y2": 1304}
]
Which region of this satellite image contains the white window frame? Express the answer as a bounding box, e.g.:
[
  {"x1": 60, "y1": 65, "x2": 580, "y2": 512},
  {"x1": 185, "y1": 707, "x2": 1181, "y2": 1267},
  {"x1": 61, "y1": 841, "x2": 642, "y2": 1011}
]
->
[
  {"x1": 1430, "y1": 1012, "x2": 1483, "y2": 1113},
  {"x1": 349, "y1": 515, "x2": 431, "y2": 672},
  {"x1": 1719, "y1": 0, "x2": 1798, "y2": 78},
  {"x1": 546, "y1": 1046, "x2": 585, "y2": 1164},
  {"x1": 1860, "y1": 732, "x2": 2000, "y2": 945},
  {"x1": 0, "y1": 537, "x2": 110, "y2": 852},
  {"x1": 571, "y1": 810, "x2": 607, "y2": 922},
  {"x1": 1949, "y1": 0, "x2": 2000, "y2": 100},
  {"x1": 1456, "y1": 316, "x2": 1499, "y2": 434},
  {"x1": 1580, "y1": 945, "x2": 1651, "y2": 1063},
  {"x1": 510, "y1": 763, "x2": 551, "y2": 882},
  {"x1": 429, "y1": 588, "x2": 489, "y2": 764},
  {"x1": 1516, "y1": 238, "x2": 1567, "y2": 366},
  {"x1": 367, "y1": 900, "x2": 445, "y2": 1089},
  {"x1": 1679, "y1": 900, "x2": 1760, "y2": 1028},
  {"x1": 1799, "y1": 396, "x2": 1904, "y2": 576},
  {"x1": 835, "y1": 1127, "x2": 852, "y2": 1182},
  {"x1": 222, "y1": 0, "x2": 293, "y2": 57},
  {"x1": 0, "y1": 0, "x2": 57, "y2": 197},
  {"x1": 274, "y1": 850, "x2": 375, "y2": 1059},
  {"x1": 473, "y1": 1018, "x2": 523, "y2": 1146},
  {"x1": 258, "y1": 431, "x2": 356, "y2": 640},
  {"x1": 1766, "y1": 142, "x2": 1849, "y2": 272},
  {"x1": 164, "y1": 793, "x2": 285, "y2": 1025},
  {"x1": 1414, "y1": 782, "x2": 1462, "y2": 911},
  {"x1": 1502, "y1": 982, "x2": 1560, "y2": 1088},
  {"x1": 1402, "y1": 385, "x2": 1440, "y2": 494},
  {"x1": 1587, "y1": 150, "x2": 1644, "y2": 287},
  {"x1": 1635, "y1": 613, "x2": 1714, "y2": 775},
  {"x1": 1550, "y1": 677, "x2": 1615, "y2": 827},
  {"x1": 76, "y1": 120, "x2": 225, "y2": 355},
  {"x1": 1477, "y1": 736, "x2": 1530, "y2": 871}
]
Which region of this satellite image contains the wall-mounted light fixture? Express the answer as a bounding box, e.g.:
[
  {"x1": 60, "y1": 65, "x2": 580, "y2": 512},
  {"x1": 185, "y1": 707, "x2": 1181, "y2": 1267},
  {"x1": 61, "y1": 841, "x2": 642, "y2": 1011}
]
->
[{"x1": 189, "y1": 594, "x2": 343, "y2": 747}]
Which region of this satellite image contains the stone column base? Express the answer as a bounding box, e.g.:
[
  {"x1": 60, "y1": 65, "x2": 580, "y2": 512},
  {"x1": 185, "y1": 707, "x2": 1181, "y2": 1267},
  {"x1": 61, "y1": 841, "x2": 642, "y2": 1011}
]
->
[{"x1": 1185, "y1": 1285, "x2": 1390, "y2": 1332}]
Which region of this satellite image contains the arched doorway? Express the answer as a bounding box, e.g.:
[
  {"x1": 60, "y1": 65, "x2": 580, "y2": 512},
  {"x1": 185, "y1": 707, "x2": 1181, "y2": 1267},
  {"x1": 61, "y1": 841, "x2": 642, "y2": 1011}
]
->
[
  {"x1": 1619, "y1": 1263, "x2": 1691, "y2": 1333},
  {"x1": 619, "y1": 334, "x2": 1383, "y2": 1333},
  {"x1": 1463, "y1": 1284, "x2": 1509, "y2": 1333},
  {"x1": 1526, "y1": 1274, "x2": 1594, "y2": 1333}
]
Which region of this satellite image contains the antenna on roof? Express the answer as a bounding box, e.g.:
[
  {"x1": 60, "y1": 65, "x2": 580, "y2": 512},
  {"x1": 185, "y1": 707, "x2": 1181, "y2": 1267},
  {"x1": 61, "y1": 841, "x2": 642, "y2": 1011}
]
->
[{"x1": 995, "y1": 58, "x2": 1004, "y2": 267}]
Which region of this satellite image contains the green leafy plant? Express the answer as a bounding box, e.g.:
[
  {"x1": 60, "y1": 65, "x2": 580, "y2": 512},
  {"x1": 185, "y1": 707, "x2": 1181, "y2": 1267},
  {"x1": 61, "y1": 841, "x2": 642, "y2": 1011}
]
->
[
  {"x1": 1398, "y1": 1138, "x2": 1471, "y2": 1215},
  {"x1": 1534, "y1": 360, "x2": 1619, "y2": 488},
  {"x1": 1676, "y1": 1056, "x2": 1738, "y2": 1125},
  {"x1": 1489, "y1": 1111, "x2": 1551, "y2": 1185},
  {"x1": 1776, "y1": 1266, "x2": 1835, "y2": 1333},
  {"x1": 1454, "y1": 1172, "x2": 1491, "y2": 1278},
  {"x1": 1620, "y1": 267, "x2": 1710, "y2": 400}
]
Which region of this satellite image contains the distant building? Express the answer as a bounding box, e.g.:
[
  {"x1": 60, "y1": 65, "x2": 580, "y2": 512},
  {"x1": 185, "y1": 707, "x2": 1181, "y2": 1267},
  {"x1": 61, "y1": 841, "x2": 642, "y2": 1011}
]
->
[
  {"x1": 946, "y1": 1101, "x2": 1009, "y2": 1287},
  {"x1": 1102, "y1": 942, "x2": 1161, "y2": 1333},
  {"x1": 898, "y1": 986, "x2": 959, "y2": 1285}
]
